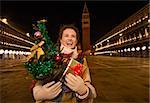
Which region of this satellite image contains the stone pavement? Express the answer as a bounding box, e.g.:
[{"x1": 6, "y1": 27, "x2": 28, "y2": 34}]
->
[
  {"x1": 0, "y1": 56, "x2": 149, "y2": 103},
  {"x1": 86, "y1": 56, "x2": 149, "y2": 103},
  {"x1": 0, "y1": 60, "x2": 24, "y2": 72}
]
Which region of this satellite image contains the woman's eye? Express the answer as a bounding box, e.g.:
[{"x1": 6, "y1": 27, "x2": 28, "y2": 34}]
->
[
  {"x1": 64, "y1": 34, "x2": 68, "y2": 37},
  {"x1": 72, "y1": 35, "x2": 76, "y2": 38}
]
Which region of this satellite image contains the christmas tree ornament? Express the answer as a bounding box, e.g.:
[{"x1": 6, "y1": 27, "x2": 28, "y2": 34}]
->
[
  {"x1": 55, "y1": 54, "x2": 61, "y2": 62},
  {"x1": 34, "y1": 31, "x2": 42, "y2": 38}
]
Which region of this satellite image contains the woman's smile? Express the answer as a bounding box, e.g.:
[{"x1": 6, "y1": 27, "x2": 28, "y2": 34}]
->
[{"x1": 60, "y1": 28, "x2": 77, "y2": 49}]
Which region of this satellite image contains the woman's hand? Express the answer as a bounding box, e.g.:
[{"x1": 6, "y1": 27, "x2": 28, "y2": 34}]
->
[
  {"x1": 33, "y1": 81, "x2": 62, "y2": 101},
  {"x1": 65, "y1": 73, "x2": 88, "y2": 95}
]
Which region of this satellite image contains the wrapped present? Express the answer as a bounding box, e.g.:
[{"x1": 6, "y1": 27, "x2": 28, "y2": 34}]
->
[{"x1": 60, "y1": 58, "x2": 84, "y2": 81}]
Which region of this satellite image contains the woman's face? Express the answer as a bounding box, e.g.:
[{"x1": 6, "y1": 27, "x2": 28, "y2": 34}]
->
[{"x1": 60, "y1": 28, "x2": 77, "y2": 49}]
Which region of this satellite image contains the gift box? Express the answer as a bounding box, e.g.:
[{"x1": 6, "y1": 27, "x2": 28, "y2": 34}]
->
[{"x1": 60, "y1": 58, "x2": 84, "y2": 81}]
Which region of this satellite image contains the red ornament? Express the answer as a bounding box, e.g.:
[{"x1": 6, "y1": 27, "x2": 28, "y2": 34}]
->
[{"x1": 55, "y1": 55, "x2": 61, "y2": 62}]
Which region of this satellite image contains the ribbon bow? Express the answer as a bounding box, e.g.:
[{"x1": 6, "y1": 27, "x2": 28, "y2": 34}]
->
[{"x1": 26, "y1": 41, "x2": 45, "y2": 62}]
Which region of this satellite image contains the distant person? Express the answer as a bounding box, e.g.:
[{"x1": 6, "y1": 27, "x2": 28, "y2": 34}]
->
[{"x1": 33, "y1": 24, "x2": 97, "y2": 103}]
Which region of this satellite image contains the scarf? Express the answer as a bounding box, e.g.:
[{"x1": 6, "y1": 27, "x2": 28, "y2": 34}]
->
[{"x1": 60, "y1": 44, "x2": 78, "y2": 59}]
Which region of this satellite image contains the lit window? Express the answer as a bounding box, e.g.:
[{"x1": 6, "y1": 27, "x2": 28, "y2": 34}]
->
[
  {"x1": 131, "y1": 47, "x2": 135, "y2": 51},
  {"x1": 0, "y1": 49, "x2": 4, "y2": 54},
  {"x1": 16, "y1": 51, "x2": 19, "y2": 55},
  {"x1": 8, "y1": 50, "x2": 13, "y2": 54},
  {"x1": 142, "y1": 46, "x2": 146, "y2": 50},
  {"x1": 148, "y1": 19, "x2": 150, "y2": 23},
  {"x1": 26, "y1": 33, "x2": 30, "y2": 37},
  {"x1": 127, "y1": 48, "x2": 130, "y2": 52},
  {"x1": 136, "y1": 47, "x2": 140, "y2": 51},
  {"x1": 4, "y1": 50, "x2": 8, "y2": 54},
  {"x1": 139, "y1": 33, "x2": 142, "y2": 39},
  {"x1": 12, "y1": 51, "x2": 16, "y2": 54},
  {"x1": 124, "y1": 48, "x2": 127, "y2": 52},
  {"x1": 148, "y1": 46, "x2": 150, "y2": 50},
  {"x1": 145, "y1": 28, "x2": 149, "y2": 37}
]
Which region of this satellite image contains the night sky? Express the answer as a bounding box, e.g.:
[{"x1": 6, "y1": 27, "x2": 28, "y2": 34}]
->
[{"x1": 1, "y1": 0, "x2": 148, "y2": 45}]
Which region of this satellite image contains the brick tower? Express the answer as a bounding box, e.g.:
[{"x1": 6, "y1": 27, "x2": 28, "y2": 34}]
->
[{"x1": 82, "y1": 2, "x2": 90, "y2": 52}]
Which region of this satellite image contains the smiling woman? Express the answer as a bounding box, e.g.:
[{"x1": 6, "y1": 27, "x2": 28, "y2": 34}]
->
[
  {"x1": 58, "y1": 24, "x2": 80, "y2": 59},
  {"x1": 32, "y1": 24, "x2": 97, "y2": 103}
]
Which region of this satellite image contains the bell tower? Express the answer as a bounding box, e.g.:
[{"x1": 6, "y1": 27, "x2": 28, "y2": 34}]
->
[{"x1": 82, "y1": 2, "x2": 90, "y2": 52}]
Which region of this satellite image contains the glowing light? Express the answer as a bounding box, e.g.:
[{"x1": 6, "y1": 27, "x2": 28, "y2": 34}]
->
[
  {"x1": 145, "y1": 28, "x2": 149, "y2": 37},
  {"x1": 148, "y1": 19, "x2": 150, "y2": 23},
  {"x1": 26, "y1": 33, "x2": 30, "y2": 37},
  {"x1": 142, "y1": 17, "x2": 145, "y2": 20},
  {"x1": 142, "y1": 46, "x2": 146, "y2": 50},
  {"x1": 119, "y1": 33, "x2": 123, "y2": 36},
  {"x1": 1, "y1": 18, "x2": 8, "y2": 24},
  {"x1": 136, "y1": 47, "x2": 140, "y2": 51},
  {"x1": 131, "y1": 47, "x2": 135, "y2": 51},
  {"x1": 12, "y1": 51, "x2": 16, "y2": 54},
  {"x1": 25, "y1": 52, "x2": 31, "y2": 55},
  {"x1": 4, "y1": 50, "x2": 8, "y2": 54},
  {"x1": 16, "y1": 51, "x2": 19, "y2": 55},
  {"x1": 127, "y1": 48, "x2": 130, "y2": 52},
  {"x1": 139, "y1": 33, "x2": 142, "y2": 39},
  {"x1": 8, "y1": 50, "x2": 13, "y2": 54},
  {"x1": 145, "y1": 15, "x2": 148, "y2": 18},
  {"x1": 148, "y1": 46, "x2": 150, "y2": 50},
  {"x1": 124, "y1": 48, "x2": 127, "y2": 52},
  {"x1": 4, "y1": 31, "x2": 34, "y2": 45},
  {"x1": 19, "y1": 51, "x2": 22, "y2": 55},
  {"x1": 0, "y1": 49, "x2": 4, "y2": 54},
  {"x1": 0, "y1": 41, "x2": 30, "y2": 49},
  {"x1": 95, "y1": 28, "x2": 124, "y2": 46}
]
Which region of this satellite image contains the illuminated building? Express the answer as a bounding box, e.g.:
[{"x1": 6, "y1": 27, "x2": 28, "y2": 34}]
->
[
  {"x1": 0, "y1": 19, "x2": 35, "y2": 59},
  {"x1": 94, "y1": 4, "x2": 149, "y2": 58}
]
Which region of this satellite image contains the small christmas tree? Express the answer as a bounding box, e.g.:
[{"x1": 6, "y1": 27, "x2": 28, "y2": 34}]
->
[{"x1": 24, "y1": 19, "x2": 65, "y2": 85}]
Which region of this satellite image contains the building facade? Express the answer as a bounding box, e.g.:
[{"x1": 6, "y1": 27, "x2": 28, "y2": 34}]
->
[
  {"x1": 0, "y1": 19, "x2": 35, "y2": 60},
  {"x1": 94, "y1": 4, "x2": 149, "y2": 58}
]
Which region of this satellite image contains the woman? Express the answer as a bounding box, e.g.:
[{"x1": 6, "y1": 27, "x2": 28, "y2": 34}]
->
[{"x1": 33, "y1": 24, "x2": 97, "y2": 103}]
